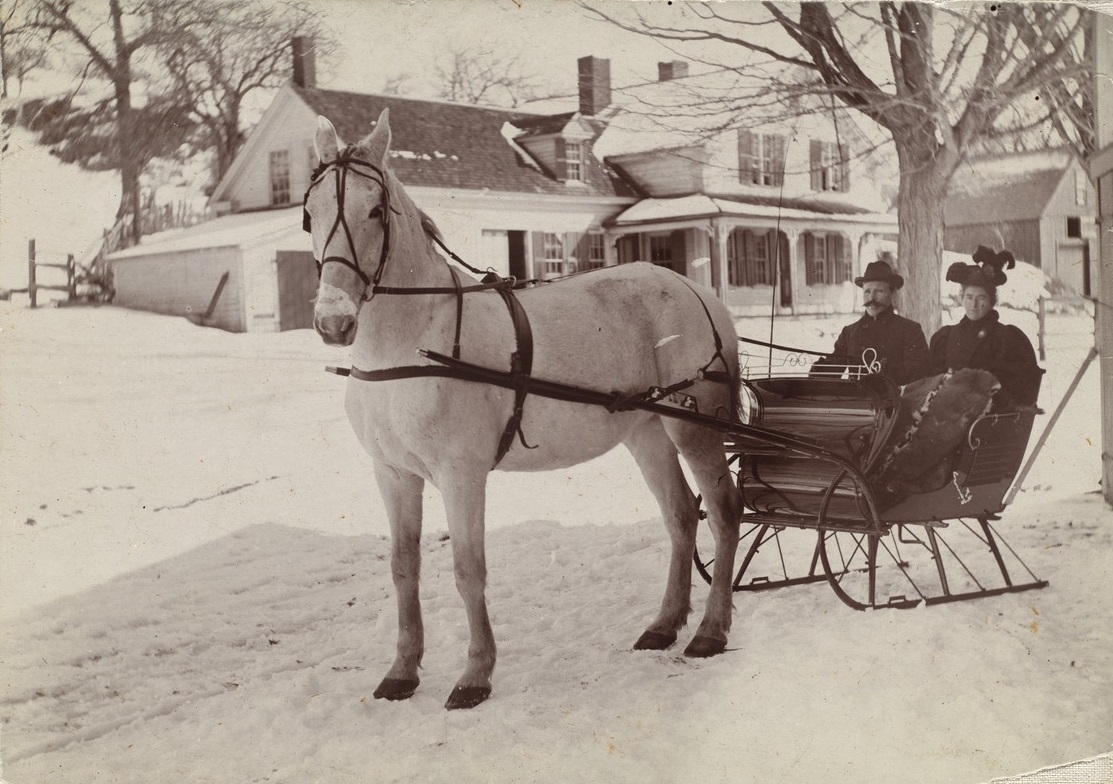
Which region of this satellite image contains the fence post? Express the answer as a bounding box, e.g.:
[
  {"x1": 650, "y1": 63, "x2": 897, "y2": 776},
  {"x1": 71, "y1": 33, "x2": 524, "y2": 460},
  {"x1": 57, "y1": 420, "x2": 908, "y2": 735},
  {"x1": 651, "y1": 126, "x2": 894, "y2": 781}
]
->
[
  {"x1": 28, "y1": 239, "x2": 37, "y2": 309},
  {"x1": 66, "y1": 253, "x2": 76, "y2": 300},
  {"x1": 1037, "y1": 296, "x2": 1046, "y2": 362}
]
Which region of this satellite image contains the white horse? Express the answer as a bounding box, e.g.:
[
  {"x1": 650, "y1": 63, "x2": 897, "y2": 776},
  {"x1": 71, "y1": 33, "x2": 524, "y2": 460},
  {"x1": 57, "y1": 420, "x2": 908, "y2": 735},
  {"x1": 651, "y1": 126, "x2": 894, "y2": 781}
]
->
[{"x1": 306, "y1": 109, "x2": 744, "y2": 710}]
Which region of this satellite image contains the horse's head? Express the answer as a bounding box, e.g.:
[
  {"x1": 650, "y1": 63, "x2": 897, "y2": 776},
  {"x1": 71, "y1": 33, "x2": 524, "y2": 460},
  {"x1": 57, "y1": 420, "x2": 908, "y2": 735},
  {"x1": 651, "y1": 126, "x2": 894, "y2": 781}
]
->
[{"x1": 305, "y1": 109, "x2": 394, "y2": 346}]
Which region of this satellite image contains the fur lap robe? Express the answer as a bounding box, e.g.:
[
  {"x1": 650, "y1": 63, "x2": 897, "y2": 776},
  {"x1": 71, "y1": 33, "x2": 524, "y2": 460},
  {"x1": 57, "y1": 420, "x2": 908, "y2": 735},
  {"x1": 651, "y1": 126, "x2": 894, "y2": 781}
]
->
[{"x1": 870, "y1": 368, "x2": 1000, "y2": 504}]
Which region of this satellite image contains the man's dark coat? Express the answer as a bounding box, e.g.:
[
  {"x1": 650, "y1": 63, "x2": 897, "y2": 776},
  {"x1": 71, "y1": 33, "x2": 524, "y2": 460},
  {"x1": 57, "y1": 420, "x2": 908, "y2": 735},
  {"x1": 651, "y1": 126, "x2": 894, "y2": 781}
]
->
[{"x1": 813, "y1": 308, "x2": 929, "y2": 386}]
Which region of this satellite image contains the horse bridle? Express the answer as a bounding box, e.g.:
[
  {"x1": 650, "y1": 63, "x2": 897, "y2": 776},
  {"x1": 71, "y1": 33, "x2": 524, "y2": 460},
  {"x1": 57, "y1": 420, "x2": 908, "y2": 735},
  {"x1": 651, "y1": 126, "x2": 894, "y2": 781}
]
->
[{"x1": 303, "y1": 148, "x2": 395, "y2": 298}]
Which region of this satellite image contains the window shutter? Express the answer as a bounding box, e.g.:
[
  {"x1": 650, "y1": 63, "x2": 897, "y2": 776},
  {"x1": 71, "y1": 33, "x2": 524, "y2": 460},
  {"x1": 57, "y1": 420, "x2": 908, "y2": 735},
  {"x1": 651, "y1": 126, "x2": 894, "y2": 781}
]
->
[
  {"x1": 531, "y1": 232, "x2": 545, "y2": 273},
  {"x1": 747, "y1": 229, "x2": 756, "y2": 287},
  {"x1": 738, "y1": 130, "x2": 754, "y2": 184},
  {"x1": 771, "y1": 136, "x2": 786, "y2": 187},
  {"x1": 827, "y1": 235, "x2": 838, "y2": 283},
  {"x1": 554, "y1": 137, "x2": 567, "y2": 180},
  {"x1": 810, "y1": 233, "x2": 819, "y2": 287},
  {"x1": 565, "y1": 231, "x2": 582, "y2": 274},
  {"x1": 575, "y1": 232, "x2": 591, "y2": 267},
  {"x1": 617, "y1": 235, "x2": 637, "y2": 264},
  {"x1": 838, "y1": 143, "x2": 850, "y2": 192},
  {"x1": 809, "y1": 140, "x2": 822, "y2": 191}
]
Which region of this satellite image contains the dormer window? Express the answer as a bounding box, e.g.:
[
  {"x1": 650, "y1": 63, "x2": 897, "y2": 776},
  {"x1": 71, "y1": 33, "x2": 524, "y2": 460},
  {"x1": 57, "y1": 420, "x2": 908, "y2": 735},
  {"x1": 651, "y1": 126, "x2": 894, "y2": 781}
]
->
[{"x1": 564, "y1": 140, "x2": 586, "y2": 182}]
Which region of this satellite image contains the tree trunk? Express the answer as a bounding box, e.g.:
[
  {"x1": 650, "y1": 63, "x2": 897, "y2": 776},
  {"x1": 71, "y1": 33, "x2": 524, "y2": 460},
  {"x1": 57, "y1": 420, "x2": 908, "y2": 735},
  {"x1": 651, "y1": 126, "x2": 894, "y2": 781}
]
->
[
  {"x1": 113, "y1": 81, "x2": 141, "y2": 246},
  {"x1": 893, "y1": 141, "x2": 954, "y2": 339}
]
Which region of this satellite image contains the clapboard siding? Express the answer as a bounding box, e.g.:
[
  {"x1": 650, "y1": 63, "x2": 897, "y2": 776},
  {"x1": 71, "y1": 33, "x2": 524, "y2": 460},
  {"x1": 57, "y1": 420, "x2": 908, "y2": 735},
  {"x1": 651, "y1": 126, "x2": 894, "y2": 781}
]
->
[
  {"x1": 230, "y1": 100, "x2": 319, "y2": 212},
  {"x1": 110, "y1": 248, "x2": 244, "y2": 332}
]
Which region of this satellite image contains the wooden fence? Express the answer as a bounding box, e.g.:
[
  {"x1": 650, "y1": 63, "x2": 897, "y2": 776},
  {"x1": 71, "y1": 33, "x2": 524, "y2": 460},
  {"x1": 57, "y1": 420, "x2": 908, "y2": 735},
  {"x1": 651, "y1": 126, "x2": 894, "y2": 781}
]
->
[{"x1": 15, "y1": 240, "x2": 76, "y2": 308}]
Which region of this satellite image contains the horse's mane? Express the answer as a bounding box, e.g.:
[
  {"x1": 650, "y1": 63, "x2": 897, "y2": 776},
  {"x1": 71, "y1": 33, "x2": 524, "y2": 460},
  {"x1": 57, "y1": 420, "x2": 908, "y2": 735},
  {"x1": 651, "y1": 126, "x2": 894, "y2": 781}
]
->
[{"x1": 419, "y1": 210, "x2": 443, "y2": 241}]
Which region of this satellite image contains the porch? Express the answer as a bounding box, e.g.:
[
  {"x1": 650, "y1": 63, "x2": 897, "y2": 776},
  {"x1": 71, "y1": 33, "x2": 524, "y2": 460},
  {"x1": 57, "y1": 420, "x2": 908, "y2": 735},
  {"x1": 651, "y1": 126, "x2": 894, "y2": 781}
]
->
[{"x1": 604, "y1": 194, "x2": 898, "y2": 316}]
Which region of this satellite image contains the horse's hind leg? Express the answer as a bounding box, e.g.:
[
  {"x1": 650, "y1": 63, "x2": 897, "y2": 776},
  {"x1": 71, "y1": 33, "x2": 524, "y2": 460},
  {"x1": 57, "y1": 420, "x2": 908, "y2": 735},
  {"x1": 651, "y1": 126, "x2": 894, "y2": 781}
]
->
[
  {"x1": 372, "y1": 463, "x2": 426, "y2": 701},
  {"x1": 625, "y1": 419, "x2": 700, "y2": 651},
  {"x1": 665, "y1": 420, "x2": 742, "y2": 657}
]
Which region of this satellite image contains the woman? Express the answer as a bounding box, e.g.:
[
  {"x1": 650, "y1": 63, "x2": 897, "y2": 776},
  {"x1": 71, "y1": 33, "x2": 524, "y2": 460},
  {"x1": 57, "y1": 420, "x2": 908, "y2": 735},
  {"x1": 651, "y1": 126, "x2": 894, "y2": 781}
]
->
[
  {"x1": 870, "y1": 247, "x2": 1041, "y2": 501},
  {"x1": 928, "y1": 246, "x2": 1042, "y2": 410}
]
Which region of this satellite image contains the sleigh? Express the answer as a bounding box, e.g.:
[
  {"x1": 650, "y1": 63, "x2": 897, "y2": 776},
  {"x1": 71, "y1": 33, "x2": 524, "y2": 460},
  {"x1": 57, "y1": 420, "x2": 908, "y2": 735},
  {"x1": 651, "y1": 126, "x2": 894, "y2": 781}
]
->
[{"x1": 691, "y1": 346, "x2": 1048, "y2": 610}]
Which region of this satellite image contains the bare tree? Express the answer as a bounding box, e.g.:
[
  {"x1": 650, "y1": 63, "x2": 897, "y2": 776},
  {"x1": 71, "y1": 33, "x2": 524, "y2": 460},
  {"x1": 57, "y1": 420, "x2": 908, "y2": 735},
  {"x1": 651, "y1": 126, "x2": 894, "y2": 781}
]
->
[
  {"x1": 158, "y1": 0, "x2": 336, "y2": 186},
  {"x1": 433, "y1": 43, "x2": 541, "y2": 107},
  {"x1": 1, "y1": 0, "x2": 48, "y2": 98},
  {"x1": 30, "y1": 0, "x2": 198, "y2": 244},
  {"x1": 586, "y1": 2, "x2": 1092, "y2": 334}
]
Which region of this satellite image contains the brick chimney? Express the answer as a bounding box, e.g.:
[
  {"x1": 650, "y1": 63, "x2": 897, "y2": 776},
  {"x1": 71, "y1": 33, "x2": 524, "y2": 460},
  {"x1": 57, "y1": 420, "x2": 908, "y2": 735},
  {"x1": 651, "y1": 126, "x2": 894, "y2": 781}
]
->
[
  {"x1": 291, "y1": 36, "x2": 316, "y2": 89},
  {"x1": 578, "y1": 56, "x2": 611, "y2": 116},
  {"x1": 658, "y1": 61, "x2": 689, "y2": 81}
]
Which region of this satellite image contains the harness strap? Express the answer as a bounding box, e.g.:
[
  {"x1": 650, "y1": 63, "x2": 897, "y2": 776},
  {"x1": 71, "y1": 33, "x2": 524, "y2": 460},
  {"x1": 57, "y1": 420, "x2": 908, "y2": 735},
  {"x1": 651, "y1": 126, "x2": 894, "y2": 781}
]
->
[
  {"x1": 676, "y1": 275, "x2": 732, "y2": 380},
  {"x1": 328, "y1": 281, "x2": 536, "y2": 468},
  {"x1": 491, "y1": 285, "x2": 536, "y2": 463}
]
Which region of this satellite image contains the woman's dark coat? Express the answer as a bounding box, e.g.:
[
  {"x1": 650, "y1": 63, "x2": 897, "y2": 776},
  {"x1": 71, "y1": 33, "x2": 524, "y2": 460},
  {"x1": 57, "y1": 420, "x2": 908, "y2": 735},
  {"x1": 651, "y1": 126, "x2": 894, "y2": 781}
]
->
[{"x1": 928, "y1": 310, "x2": 1041, "y2": 408}]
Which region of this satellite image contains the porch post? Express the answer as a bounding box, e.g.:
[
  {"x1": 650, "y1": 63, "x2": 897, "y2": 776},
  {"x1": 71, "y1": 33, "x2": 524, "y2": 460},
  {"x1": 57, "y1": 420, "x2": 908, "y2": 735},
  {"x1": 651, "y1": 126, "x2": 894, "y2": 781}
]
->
[
  {"x1": 712, "y1": 221, "x2": 730, "y2": 304},
  {"x1": 783, "y1": 227, "x2": 800, "y2": 315},
  {"x1": 845, "y1": 229, "x2": 864, "y2": 277}
]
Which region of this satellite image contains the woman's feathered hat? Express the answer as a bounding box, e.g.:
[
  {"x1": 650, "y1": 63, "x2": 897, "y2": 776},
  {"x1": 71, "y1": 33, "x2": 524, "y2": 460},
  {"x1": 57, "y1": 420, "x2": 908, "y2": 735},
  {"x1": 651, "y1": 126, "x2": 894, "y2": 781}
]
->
[{"x1": 945, "y1": 246, "x2": 1014, "y2": 288}]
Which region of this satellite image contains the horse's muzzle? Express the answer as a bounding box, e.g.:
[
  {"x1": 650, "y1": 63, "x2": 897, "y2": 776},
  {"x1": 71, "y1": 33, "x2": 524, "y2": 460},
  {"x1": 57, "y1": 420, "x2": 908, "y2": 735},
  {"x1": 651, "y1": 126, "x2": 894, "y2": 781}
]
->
[{"x1": 315, "y1": 314, "x2": 357, "y2": 346}]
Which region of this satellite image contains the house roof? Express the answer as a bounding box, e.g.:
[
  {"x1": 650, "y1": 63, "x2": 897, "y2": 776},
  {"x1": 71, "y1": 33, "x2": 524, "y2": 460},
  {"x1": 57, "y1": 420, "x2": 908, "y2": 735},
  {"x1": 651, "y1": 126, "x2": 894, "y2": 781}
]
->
[
  {"x1": 291, "y1": 87, "x2": 637, "y2": 197},
  {"x1": 108, "y1": 207, "x2": 305, "y2": 259},
  {"x1": 944, "y1": 149, "x2": 1074, "y2": 225},
  {"x1": 609, "y1": 194, "x2": 897, "y2": 228}
]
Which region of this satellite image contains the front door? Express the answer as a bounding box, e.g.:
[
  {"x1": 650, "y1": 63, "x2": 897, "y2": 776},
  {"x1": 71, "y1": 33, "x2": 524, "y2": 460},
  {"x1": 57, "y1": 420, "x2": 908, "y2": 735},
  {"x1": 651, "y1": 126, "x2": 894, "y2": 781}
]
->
[{"x1": 276, "y1": 251, "x2": 318, "y2": 331}]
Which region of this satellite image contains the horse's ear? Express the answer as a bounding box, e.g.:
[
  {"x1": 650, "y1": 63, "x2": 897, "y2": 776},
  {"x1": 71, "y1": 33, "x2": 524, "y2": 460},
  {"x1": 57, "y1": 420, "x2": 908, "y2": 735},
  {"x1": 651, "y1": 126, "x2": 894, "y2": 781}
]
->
[
  {"x1": 315, "y1": 116, "x2": 341, "y2": 163},
  {"x1": 360, "y1": 108, "x2": 392, "y2": 168}
]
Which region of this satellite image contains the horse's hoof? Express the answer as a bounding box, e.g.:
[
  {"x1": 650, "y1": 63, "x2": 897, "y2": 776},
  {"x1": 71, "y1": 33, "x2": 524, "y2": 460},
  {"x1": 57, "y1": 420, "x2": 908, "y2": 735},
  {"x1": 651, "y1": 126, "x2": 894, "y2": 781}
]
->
[
  {"x1": 633, "y1": 630, "x2": 677, "y2": 651},
  {"x1": 684, "y1": 635, "x2": 727, "y2": 658},
  {"x1": 374, "y1": 678, "x2": 419, "y2": 701},
  {"x1": 445, "y1": 685, "x2": 491, "y2": 710}
]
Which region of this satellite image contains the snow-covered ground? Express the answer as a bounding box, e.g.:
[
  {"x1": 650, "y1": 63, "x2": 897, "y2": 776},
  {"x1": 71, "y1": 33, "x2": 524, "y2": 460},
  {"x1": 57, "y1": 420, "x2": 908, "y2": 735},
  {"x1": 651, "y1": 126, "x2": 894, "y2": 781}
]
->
[{"x1": 0, "y1": 301, "x2": 1108, "y2": 784}]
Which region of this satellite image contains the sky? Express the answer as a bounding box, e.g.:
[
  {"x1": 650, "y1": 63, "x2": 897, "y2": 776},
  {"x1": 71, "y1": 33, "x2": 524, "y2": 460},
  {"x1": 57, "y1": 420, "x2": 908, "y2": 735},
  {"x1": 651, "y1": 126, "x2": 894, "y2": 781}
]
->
[{"x1": 316, "y1": 0, "x2": 765, "y2": 101}]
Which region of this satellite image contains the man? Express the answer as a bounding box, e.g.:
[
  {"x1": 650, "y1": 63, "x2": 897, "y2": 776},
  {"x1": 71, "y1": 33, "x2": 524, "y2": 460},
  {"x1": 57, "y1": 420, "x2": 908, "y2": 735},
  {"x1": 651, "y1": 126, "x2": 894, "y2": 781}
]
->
[{"x1": 811, "y1": 258, "x2": 929, "y2": 386}]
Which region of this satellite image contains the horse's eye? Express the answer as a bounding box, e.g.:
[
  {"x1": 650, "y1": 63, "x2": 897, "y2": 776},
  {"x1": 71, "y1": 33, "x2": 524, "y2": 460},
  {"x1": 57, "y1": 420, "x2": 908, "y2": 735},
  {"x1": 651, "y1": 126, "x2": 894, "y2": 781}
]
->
[{"x1": 369, "y1": 206, "x2": 383, "y2": 219}]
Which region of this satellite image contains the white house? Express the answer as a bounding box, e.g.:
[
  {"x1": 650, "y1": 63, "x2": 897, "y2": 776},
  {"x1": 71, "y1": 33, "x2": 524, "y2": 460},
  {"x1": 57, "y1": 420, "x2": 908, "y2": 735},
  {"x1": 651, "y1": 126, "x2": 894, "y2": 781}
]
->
[{"x1": 106, "y1": 47, "x2": 898, "y2": 331}]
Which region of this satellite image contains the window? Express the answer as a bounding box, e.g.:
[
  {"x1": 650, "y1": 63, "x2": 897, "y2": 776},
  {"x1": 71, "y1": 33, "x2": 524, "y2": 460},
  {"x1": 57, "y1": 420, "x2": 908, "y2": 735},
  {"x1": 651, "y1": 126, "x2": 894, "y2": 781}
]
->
[
  {"x1": 804, "y1": 234, "x2": 852, "y2": 285},
  {"x1": 727, "y1": 229, "x2": 775, "y2": 287},
  {"x1": 738, "y1": 131, "x2": 785, "y2": 187},
  {"x1": 565, "y1": 141, "x2": 586, "y2": 182},
  {"x1": 541, "y1": 233, "x2": 564, "y2": 278},
  {"x1": 1067, "y1": 216, "x2": 1082, "y2": 238},
  {"x1": 269, "y1": 149, "x2": 291, "y2": 206},
  {"x1": 810, "y1": 140, "x2": 849, "y2": 192},
  {"x1": 586, "y1": 232, "x2": 606, "y2": 269},
  {"x1": 810, "y1": 234, "x2": 828, "y2": 284},
  {"x1": 754, "y1": 134, "x2": 785, "y2": 186},
  {"x1": 1075, "y1": 170, "x2": 1088, "y2": 206}
]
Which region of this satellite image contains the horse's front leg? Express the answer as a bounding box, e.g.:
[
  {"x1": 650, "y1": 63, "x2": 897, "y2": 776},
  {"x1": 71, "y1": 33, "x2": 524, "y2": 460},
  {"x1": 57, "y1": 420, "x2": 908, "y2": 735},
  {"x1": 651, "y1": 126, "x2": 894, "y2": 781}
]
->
[
  {"x1": 438, "y1": 467, "x2": 495, "y2": 710},
  {"x1": 372, "y1": 462, "x2": 426, "y2": 701}
]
